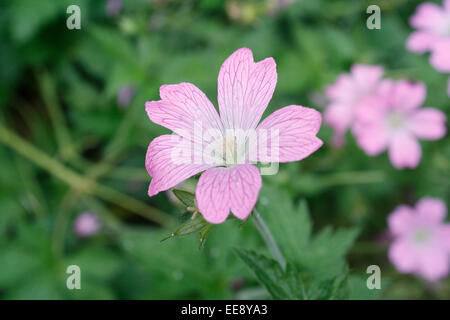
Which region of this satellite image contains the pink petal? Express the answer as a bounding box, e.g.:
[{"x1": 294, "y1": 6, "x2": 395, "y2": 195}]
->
[
  {"x1": 408, "y1": 108, "x2": 447, "y2": 140},
  {"x1": 415, "y1": 197, "x2": 447, "y2": 224},
  {"x1": 218, "y1": 48, "x2": 277, "y2": 131},
  {"x1": 389, "y1": 239, "x2": 418, "y2": 273},
  {"x1": 388, "y1": 205, "x2": 415, "y2": 237},
  {"x1": 325, "y1": 74, "x2": 354, "y2": 102},
  {"x1": 146, "y1": 135, "x2": 211, "y2": 196},
  {"x1": 388, "y1": 132, "x2": 422, "y2": 169},
  {"x1": 324, "y1": 102, "x2": 354, "y2": 134},
  {"x1": 391, "y1": 80, "x2": 426, "y2": 111},
  {"x1": 417, "y1": 248, "x2": 449, "y2": 281},
  {"x1": 196, "y1": 164, "x2": 262, "y2": 224},
  {"x1": 410, "y1": 3, "x2": 446, "y2": 32},
  {"x1": 446, "y1": 0, "x2": 450, "y2": 12},
  {"x1": 252, "y1": 105, "x2": 323, "y2": 163},
  {"x1": 438, "y1": 225, "x2": 450, "y2": 251},
  {"x1": 354, "y1": 121, "x2": 389, "y2": 156},
  {"x1": 146, "y1": 82, "x2": 223, "y2": 140},
  {"x1": 406, "y1": 31, "x2": 439, "y2": 53},
  {"x1": 430, "y1": 39, "x2": 450, "y2": 73},
  {"x1": 351, "y1": 64, "x2": 384, "y2": 94}
]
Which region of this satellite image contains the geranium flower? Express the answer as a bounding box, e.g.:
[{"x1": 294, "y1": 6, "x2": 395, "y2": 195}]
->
[
  {"x1": 324, "y1": 64, "x2": 384, "y2": 144},
  {"x1": 353, "y1": 80, "x2": 446, "y2": 169},
  {"x1": 406, "y1": 0, "x2": 450, "y2": 72},
  {"x1": 388, "y1": 197, "x2": 450, "y2": 282},
  {"x1": 74, "y1": 212, "x2": 101, "y2": 237},
  {"x1": 145, "y1": 48, "x2": 323, "y2": 223}
]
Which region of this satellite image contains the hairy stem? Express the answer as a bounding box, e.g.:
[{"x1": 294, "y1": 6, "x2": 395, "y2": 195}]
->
[{"x1": 252, "y1": 209, "x2": 286, "y2": 270}]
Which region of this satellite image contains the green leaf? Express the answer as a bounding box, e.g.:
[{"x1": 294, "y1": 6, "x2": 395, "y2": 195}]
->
[
  {"x1": 257, "y1": 185, "x2": 359, "y2": 280},
  {"x1": 172, "y1": 189, "x2": 196, "y2": 208},
  {"x1": 234, "y1": 248, "x2": 303, "y2": 300}
]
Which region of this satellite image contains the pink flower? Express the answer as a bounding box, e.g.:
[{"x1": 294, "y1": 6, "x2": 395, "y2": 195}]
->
[
  {"x1": 74, "y1": 212, "x2": 101, "y2": 237},
  {"x1": 353, "y1": 80, "x2": 446, "y2": 169},
  {"x1": 145, "y1": 48, "x2": 323, "y2": 224},
  {"x1": 324, "y1": 64, "x2": 384, "y2": 143},
  {"x1": 388, "y1": 197, "x2": 450, "y2": 282},
  {"x1": 406, "y1": 0, "x2": 450, "y2": 72}
]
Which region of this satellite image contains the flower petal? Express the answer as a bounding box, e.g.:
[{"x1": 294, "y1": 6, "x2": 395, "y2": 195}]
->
[
  {"x1": 388, "y1": 205, "x2": 415, "y2": 237},
  {"x1": 408, "y1": 107, "x2": 447, "y2": 140},
  {"x1": 324, "y1": 102, "x2": 354, "y2": 134},
  {"x1": 251, "y1": 105, "x2": 323, "y2": 163},
  {"x1": 196, "y1": 164, "x2": 262, "y2": 224},
  {"x1": 415, "y1": 197, "x2": 447, "y2": 224},
  {"x1": 146, "y1": 135, "x2": 212, "y2": 196},
  {"x1": 388, "y1": 132, "x2": 422, "y2": 169},
  {"x1": 417, "y1": 248, "x2": 449, "y2": 281},
  {"x1": 410, "y1": 3, "x2": 447, "y2": 32},
  {"x1": 351, "y1": 64, "x2": 384, "y2": 94},
  {"x1": 218, "y1": 48, "x2": 277, "y2": 131},
  {"x1": 354, "y1": 121, "x2": 389, "y2": 156},
  {"x1": 389, "y1": 238, "x2": 418, "y2": 273},
  {"x1": 391, "y1": 80, "x2": 426, "y2": 111},
  {"x1": 406, "y1": 31, "x2": 439, "y2": 53},
  {"x1": 430, "y1": 39, "x2": 450, "y2": 73},
  {"x1": 146, "y1": 82, "x2": 223, "y2": 140}
]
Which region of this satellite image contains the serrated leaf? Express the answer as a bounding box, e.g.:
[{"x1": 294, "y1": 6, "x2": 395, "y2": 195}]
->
[
  {"x1": 172, "y1": 189, "x2": 196, "y2": 208},
  {"x1": 234, "y1": 248, "x2": 303, "y2": 300}
]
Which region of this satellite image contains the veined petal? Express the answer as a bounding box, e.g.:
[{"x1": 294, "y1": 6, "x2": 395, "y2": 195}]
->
[
  {"x1": 408, "y1": 107, "x2": 447, "y2": 140},
  {"x1": 218, "y1": 48, "x2": 277, "y2": 131},
  {"x1": 196, "y1": 164, "x2": 262, "y2": 224},
  {"x1": 146, "y1": 135, "x2": 212, "y2": 196},
  {"x1": 251, "y1": 105, "x2": 323, "y2": 163},
  {"x1": 146, "y1": 82, "x2": 223, "y2": 140}
]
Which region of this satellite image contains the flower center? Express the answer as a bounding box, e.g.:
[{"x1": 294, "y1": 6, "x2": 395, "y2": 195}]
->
[
  {"x1": 412, "y1": 228, "x2": 431, "y2": 245},
  {"x1": 222, "y1": 135, "x2": 246, "y2": 166},
  {"x1": 387, "y1": 112, "x2": 405, "y2": 130}
]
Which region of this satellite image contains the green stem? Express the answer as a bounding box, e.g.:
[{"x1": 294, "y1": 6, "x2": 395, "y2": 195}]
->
[
  {"x1": 0, "y1": 124, "x2": 173, "y2": 226},
  {"x1": 319, "y1": 170, "x2": 385, "y2": 187},
  {"x1": 252, "y1": 209, "x2": 286, "y2": 270}
]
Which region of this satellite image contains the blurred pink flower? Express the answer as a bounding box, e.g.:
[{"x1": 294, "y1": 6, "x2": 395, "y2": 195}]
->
[
  {"x1": 117, "y1": 85, "x2": 135, "y2": 108},
  {"x1": 74, "y1": 212, "x2": 101, "y2": 237},
  {"x1": 353, "y1": 80, "x2": 446, "y2": 169},
  {"x1": 406, "y1": 1, "x2": 450, "y2": 72},
  {"x1": 106, "y1": 0, "x2": 122, "y2": 17},
  {"x1": 388, "y1": 197, "x2": 450, "y2": 282},
  {"x1": 324, "y1": 64, "x2": 384, "y2": 145},
  {"x1": 145, "y1": 48, "x2": 323, "y2": 224}
]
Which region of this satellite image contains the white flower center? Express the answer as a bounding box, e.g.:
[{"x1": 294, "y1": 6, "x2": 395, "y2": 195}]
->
[
  {"x1": 387, "y1": 112, "x2": 405, "y2": 130},
  {"x1": 412, "y1": 227, "x2": 431, "y2": 245}
]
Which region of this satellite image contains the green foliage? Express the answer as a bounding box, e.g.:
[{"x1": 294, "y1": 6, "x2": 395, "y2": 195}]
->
[
  {"x1": 0, "y1": 0, "x2": 448, "y2": 300},
  {"x1": 236, "y1": 185, "x2": 359, "y2": 299}
]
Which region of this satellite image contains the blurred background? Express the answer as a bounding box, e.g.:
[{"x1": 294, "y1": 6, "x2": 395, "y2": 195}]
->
[{"x1": 0, "y1": 0, "x2": 449, "y2": 299}]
